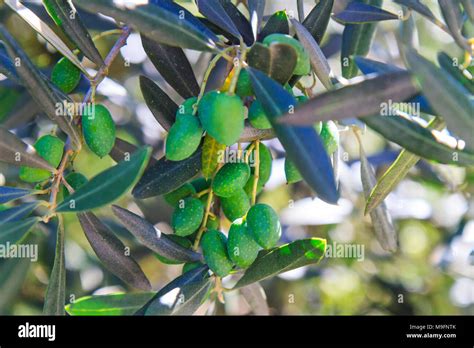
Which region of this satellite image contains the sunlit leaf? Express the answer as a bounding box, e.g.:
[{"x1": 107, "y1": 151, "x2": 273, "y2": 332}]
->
[
  {"x1": 0, "y1": 202, "x2": 39, "y2": 224},
  {"x1": 258, "y1": 10, "x2": 289, "y2": 40},
  {"x1": 65, "y1": 293, "x2": 154, "y2": 316}
]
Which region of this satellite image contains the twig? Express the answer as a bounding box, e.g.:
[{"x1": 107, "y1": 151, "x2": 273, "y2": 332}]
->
[{"x1": 251, "y1": 140, "x2": 260, "y2": 205}]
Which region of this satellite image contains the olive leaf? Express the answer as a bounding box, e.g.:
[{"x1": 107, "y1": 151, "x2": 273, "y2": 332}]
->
[
  {"x1": 341, "y1": 0, "x2": 382, "y2": 78},
  {"x1": 196, "y1": 0, "x2": 243, "y2": 42},
  {"x1": 233, "y1": 238, "x2": 327, "y2": 289},
  {"x1": 0, "y1": 127, "x2": 56, "y2": 171},
  {"x1": 240, "y1": 120, "x2": 275, "y2": 142},
  {"x1": 405, "y1": 48, "x2": 474, "y2": 151},
  {"x1": 0, "y1": 202, "x2": 39, "y2": 224},
  {"x1": 133, "y1": 147, "x2": 202, "y2": 199},
  {"x1": 291, "y1": 19, "x2": 333, "y2": 90},
  {"x1": 333, "y1": 1, "x2": 399, "y2": 24},
  {"x1": 0, "y1": 47, "x2": 20, "y2": 84},
  {"x1": 65, "y1": 292, "x2": 155, "y2": 316},
  {"x1": 217, "y1": 0, "x2": 254, "y2": 45},
  {"x1": 0, "y1": 25, "x2": 81, "y2": 149},
  {"x1": 0, "y1": 217, "x2": 40, "y2": 245},
  {"x1": 42, "y1": 0, "x2": 104, "y2": 66},
  {"x1": 240, "y1": 282, "x2": 270, "y2": 315},
  {"x1": 365, "y1": 117, "x2": 446, "y2": 215},
  {"x1": 110, "y1": 137, "x2": 158, "y2": 168},
  {"x1": 278, "y1": 71, "x2": 419, "y2": 125},
  {"x1": 248, "y1": 0, "x2": 266, "y2": 39},
  {"x1": 0, "y1": 186, "x2": 34, "y2": 204},
  {"x1": 74, "y1": 0, "x2": 220, "y2": 52},
  {"x1": 56, "y1": 146, "x2": 152, "y2": 212},
  {"x1": 139, "y1": 75, "x2": 178, "y2": 132},
  {"x1": 248, "y1": 67, "x2": 339, "y2": 204},
  {"x1": 302, "y1": 0, "x2": 334, "y2": 44},
  {"x1": 247, "y1": 42, "x2": 298, "y2": 85},
  {"x1": 202, "y1": 134, "x2": 226, "y2": 180},
  {"x1": 77, "y1": 212, "x2": 152, "y2": 291},
  {"x1": 394, "y1": 0, "x2": 445, "y2": 28},
  {"x1": 112, "y1": 205, "x2": 203, "y2": 263},
  {"x1": 258, "y1": 10, "x2": 289, "y2": 40},
  {"x1": 462, "y1": 0, "x2": 474, "y2": 21},
  {"x1": 437, "y1": 52, "x2": 474, "y2": 94},
  {"x1": 141, "y1": 35, "x2": 200, "y2": 99},
  {"x1": 136, "y1": 265, "x2": 211, "y2": 316},
  {"x1": 438, "y1": 0, "x2": 471, "y2": 51},
  {"x1": 43, "y1": 218, "x2": 66, "y2": 315},
  {"x1": 356, "y1": 131, "x2": 397, "y2": 252},
  {"x1": 361, "y1": 115, "x2": 474, "y2": 166}
]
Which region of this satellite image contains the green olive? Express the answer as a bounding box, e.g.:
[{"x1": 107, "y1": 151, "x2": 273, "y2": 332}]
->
[
  {"x1": 212, "y1": 162, "x2": 250, "y2": 198},
  {"x1": 284, "y1": 158, "x2": 302, "y2": 184},
  {"x1": 51, "y1": 57, "x2": 81, "y2": 93},
  {"x1": 227, "y1": 219, "x2": 260, "y2": 268},
  {"x1": 236, "y1": 69, "x2": 254, "y2": 98},
  {"x1": 220, "y1": 188, "x2": 250, "y2": 222},
  {"x1": 171, "y1": 197, "x2": 204, "y2": 237},
  {"x1": 248, "y1": 100, "x2": 272, "y2": 130},
  {"x1": 166, "y1": 113, "x2": 203, "y2": 161},
  {"x1": 247, "y1": 203, "x2": 281, "y2": 249},
  {"x1": 263, "y1": 34, "x2": 310, "y2": 75},
  {"x1": 82, "y1": 104, "x2": 116, "y2": 158},
  {"x1": 62, "y1": 172, "x2": 88, "y2": 198},
  {"x1": 201, "y1": 229, "x2": 234, "y2": 277},
  {"x1": 164, "y1": 183, "x2": 196, "y2": 206}
]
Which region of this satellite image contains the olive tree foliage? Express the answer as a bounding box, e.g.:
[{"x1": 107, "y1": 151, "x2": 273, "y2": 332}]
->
[{"x1": 0, "y1": 0, "x2": 472, "y2": 315}]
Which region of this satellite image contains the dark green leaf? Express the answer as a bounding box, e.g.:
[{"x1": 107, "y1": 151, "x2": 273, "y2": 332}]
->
[
  {"x1": 74, "y1": 0, "x2": 220, "y2": 52},
  {"x1": 0, "y1": 47, "x2": 20, "y2": 84},
  {"x1": 65, "y1": 292, "x2": 154, "y2": 316},
  {"x1": 0, "y1": 217, "x2": 39, "y2": 245},
  {"x1": 133, "y1": 147, "x2": 202, "y2": 199},
  {"x1": 42, "y1": 0, "x2": 104, "y2": 66},
  {"x1": 462, "y1": 0, "x2": 474, "y2": 21},
  {"x1": 78, "y1": 212, "x2": 152, "y2": 290},
  {"x1": 218, "y1": 0, "x2": 254, "y2": 45},
  {"x1": 0, "y1": 202, "x2": 39, "y2": 224},
  {"x1": 112, "y1": 205, "x2": 203, "y2": 263},
  {"x1": 279, "y1": 72, "x2": 419, "y2": 125},
  {"x1": 341, "y1": 0, "x2": 382, "y2": 78},
  {"x1": 43, "y1": 218, "x2": 66, "y2": 315},
  {"x1": 258, "y1": 10, "x2": 289, "y2": 40},
  {"x1": 394, "y1": 0, "x2": 441, "y2": 25},
  {"x1": 405, "y1": 48, "x2": 474, "y2": 151},
  {"x1": 141, "y1": 35, "x2": 199, "y2": 99},
  {"x1": 248, "y1": 0, "x2": 266, "y2": 39},
  {"x1": 202, "y1": 134, "x2": 226, "y2": 180},
  {"x1": 110, "y1": 137, "x2": 158, "y2": 167},
  {"x1": 0, "y1": 186, "x2": 33, "y2": 205},
  {"x1": 247, "y1": 67, "x2": 339, "y2": 204},
  {"x1": 56, "y1": 146, "x2": 152, "y2": 212},
  {"x1": 333, "y1": 2, "x2": 399, "y2": 24},
  {"x1": 361, "y1": 115, "x2": 474, "y2": 166},
  {"x1": 0, "y1": 25, "x2": 81, "y2": 149},
  {"x1": 139, "y1": 75, "x2": 177, "y2": 132},
  {"x1": 437, "y1": 52, "x2": 474, "y2": 94},
  {"x1": 196, "y1": 0, "x2": 242, "y2": 41},
  {"x1": 247, "y1": 42, "x2": 298, "y2": 85},
  {"x1": 234, "y1": 238, "x2": 326, "y2": 289},
  {"x1": 438, "y1": 0, "x2": 470, "y2": 51},
  {"x1": 302, "y1": 0, "x2": 334, "y2": 43}
]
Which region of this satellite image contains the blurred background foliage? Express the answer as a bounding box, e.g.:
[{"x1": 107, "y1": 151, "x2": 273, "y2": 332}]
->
[{"x1": 0, "y1": 0, "x2": 473, "y2": 315}]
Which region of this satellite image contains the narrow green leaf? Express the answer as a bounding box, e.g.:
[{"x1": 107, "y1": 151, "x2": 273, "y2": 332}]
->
[
  {"x1": 43, "y1": 218, "x2": 66, "y2": 315},
  {"x1": 234, "y1": 238, "x2": 326, "y2": 289},
  {"x1": 202, "y1": 134, "x2": 226, "y2": 180},
  {"x1": 438, "y1": 0, "x2": 470, "y2": 51},
  {"x1": 133, "y1": 147, "x2": 202, "y2": 199},
  {"x1": 240, "y1": 282, "x2": 269, "y2": 315},
  {"x1": 405, "y1": 48, "x2": 474, "y2": 151},
  {"x1": 258, "y1": 10, "x2": 289, "y2": 40},
  {"x1": 65, "y1": 293, "x2": 154, "y2": 316},
  {"x1": 333, "y1": 2, "x2": 399, "y2": 24},
  {"x1": 247, "y1": 42, "x2": 298, "y2": 85},
  {"x1": 302, "y1": 0, "x2": 334, "y2": 43},
  {"x1": 109, "y1": 137, "x2": 158, "y2": 167},
  {"x1": 0, "y1": 202, "x2": 39, "y2": 224},
  {"x1": 356, "y1": 131, "x2": 397, "y2": 252},
  {"x1": 278, "y1": 72, "x2": 419, "y2": 125},
  {"x1": 0, "y1": 25, "x2": 81, "y2": 149},
  {"x1": 141, "y1": 35, "x2": 199, "y2": 99},
  {"x1": 248, "y1": 0, "x2": 266, "y2": 39},
  {"x1": 112, "y1": 205, "x2": 203, "y2": 263},
  {"x1": 0, "y1": 47, "x2": 20, "y2": 84},
  {"x1": 74, "y1": 0, "x2": 220, "y2": 52},
  {"x1": 341, "y1": 0, "x2": 382, "y2": 78},
  {"x1": 248, "y1": 67, "x2": 339, "y2": 204},
  {"x1": 218, "y1": 0, "x2": 254, "y2": 45},
  {"x1": 462, "y1": 0, "x2": 474, "y2": 21},
  {"x1": 56, "y1": 146, "x2": 152, "y2": 212},
  {"x1": 0, "y1": 186, "x2": 33, "y2": 204},
  {"x1": 196, "y1": 0, "x2": 242, "y2": 41},
  {"x1": 0, "y1": 217, "x2": 39, "y2": 245},
  {"x1": 361, "y1": 115, "x2": 474, "y2": 166},
  {"x1": 437, "y1": 52, "x2": 474, "y2": 94},
  {"x1": 394, "y1": 0, "x2": 444, "y2": 26},
  {"x1": 0, "y1": 127, "x2": 57, "y2": 171},
  {"x1": 42, "y1": 0, "x2": 104, "y2": 66},
  {"x1": 78, "y1": 212, "x2": 152, "y2": 290},
  {"x1": 291, "y1": 19, "x2": 333, "y2": 90},
  {"x1": 139, "y1": 75, "x2": 178, "y2": 132}
]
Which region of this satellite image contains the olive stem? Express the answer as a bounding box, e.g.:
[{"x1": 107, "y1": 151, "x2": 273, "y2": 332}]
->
[
  {"x1": 251, "y1": 140, "x2": 260, "y2": 206},
  {"x1": 214, "y1": 276, "x2": 225, "y2": 303},
  {"x1": 45, "y1": 149, "x2": 73, "y2": 222},
  {"x1": 195, "y1": 188, "x2": 211, "y2": 198},
  {"x1": 228, "y1": 39, "x2": 247, "y2": 95},
  {"x1": 244, "y1": 142, "x2": 255, "y2": 162},
  {"x1": 192, "y1": 188, "x2": 214, "y2": 251}
]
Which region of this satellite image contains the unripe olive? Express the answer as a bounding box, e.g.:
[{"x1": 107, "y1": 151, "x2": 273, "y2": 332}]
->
[
  {"x1": 284, "y1": 158, "x2": 302, "y2": 184},
  {"x1": 263, "y1": 34, "x2": 310, "y2": 75},
  {"x1": 247, "y1": 142, "x2": 272, "y2": 185},
  {"x1": 198, "y1": 91, "x2": 245, "y2": 146},
  {"x1": 248, "y1": 100, "x2": 272, "y2": 130},
  {"x1": 320, "y1": 121, "x2": 339, "y2": 155},
  {"x1": 166, "y1": 113, "x2": 202, "y2": 161},
  {"x1": 247, "y1": 203, "x2": 281, "y2": 249},
  {"x1": 51, "y1": 57, "x2": 81, "y2": 93},
  {"x1": 206, "y1": 216, "x2": 219, "y2": 230},
  {"x1": 171, "y1": 197, "x2": 204, "y2": 237},
  {"x1": 212, "y1": 162, "x2": 250, "y2": 198},
  {"x1": 243, "y1": 174, "x2": 264, "y2": 198},
  {"x1": 227, "y1": 219, "x2": 260, "y2": 268},
  {"x1": 82, "y1": 104, "x2": 116, "y2": 158},
  {"x1": 164, "y1": 183, "x2": 196, "y2": 206},
  {"x1": 19, "y1": 135, "x2": 64, "y2": 183},
  {"x1": 190, "y1": 177, "x2": 211, "y2": 193},
  {"x1": 236, "y1": 69, "x2": 254, "y2": 98},
  {"x1": 220, "y1": 188, "x2": 250, "y2": 222},
  {"x1": 156, "y1": 235, "x2": 192, "y2": 265},
  {"x1": 177, "y1": 97, "x2": 198, "y2": 115},
  {"x1": 62, "y1": 172, "x2": 88, "y2": 198},
  {"x1": 182, "y1": 261, "x2": 203, "y2": 274},
  {"x1": 201, "y1": 229, "x2": 234, "y2": 277}
]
